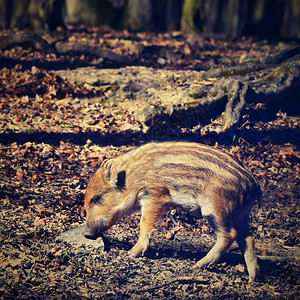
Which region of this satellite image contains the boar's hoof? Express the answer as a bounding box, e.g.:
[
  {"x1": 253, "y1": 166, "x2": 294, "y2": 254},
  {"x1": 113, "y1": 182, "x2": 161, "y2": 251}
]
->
[
  {"x1": 128, "y1": 248, "x2": 141, "y2": 258},
  {"x1": 248, "y1": 265, "x2": 261, "y2": 283},
  {"x1": 128, "y1": 246, "x2": 147, "y2": 258},
  {"x1": 192, "y1": 259, "x2": 210, "y2": 270},
  {"x1": 128, "y1": 249, "x2": 138, "y2": 258}
]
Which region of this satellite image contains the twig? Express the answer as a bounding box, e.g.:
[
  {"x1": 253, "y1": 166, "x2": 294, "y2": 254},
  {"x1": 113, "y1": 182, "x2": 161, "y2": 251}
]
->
[
  {"x1": 129, "y1": 276, "x2": 209, "y2": 293},
  {"x1": 238, "y1": 120, "x2": 250, "y2": 129},
  {"x1": 257, "y1": 255, "x2": 289, "y2": 262},
  {"x1": 169, "y1": 214, "x2": 178, "y2": 226}
]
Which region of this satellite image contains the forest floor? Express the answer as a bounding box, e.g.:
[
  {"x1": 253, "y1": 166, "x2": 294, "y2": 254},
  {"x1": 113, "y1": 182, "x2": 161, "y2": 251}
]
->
[{"x1": 0, "y1": 27, "x2": 299, "y2": 299}]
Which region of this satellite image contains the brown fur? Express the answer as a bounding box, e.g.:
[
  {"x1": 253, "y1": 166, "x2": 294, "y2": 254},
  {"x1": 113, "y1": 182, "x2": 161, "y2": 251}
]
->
[{"x1": 84, "y1": 142, "x2": 261, "y2": 282}]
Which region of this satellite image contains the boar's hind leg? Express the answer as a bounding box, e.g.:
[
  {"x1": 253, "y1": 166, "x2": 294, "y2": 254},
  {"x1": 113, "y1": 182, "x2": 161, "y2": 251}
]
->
[
  {"x1": 128, "y1": 188, "x2": 171, "y2": 258},
  {"x1": 235, "y1": 221, "x2": 260, "y2": 282},
  {"x1": 193, "y1": 227, "x2": 237, "y2": 270}
]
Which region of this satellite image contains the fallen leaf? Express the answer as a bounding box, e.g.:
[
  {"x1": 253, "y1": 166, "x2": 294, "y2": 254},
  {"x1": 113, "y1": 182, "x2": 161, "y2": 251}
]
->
[
  {"x1": 16, "y1": 171, "x2": 24, "y2": 179},
  {"x1": 279, "y1": 146, "x2": 294, "y2": 156},
  {"x1": 33, "y1": 217, "x2": 45, "y2": 226},
  {"x1": 235, "y1": 264, "x2": 245, "y2": 273},
  {"x1": 248, "y1": 160, "x2": 265, "y2": 168},
  {"x1": 165, "y1": 232, "x2": 174, "y2": 241}
]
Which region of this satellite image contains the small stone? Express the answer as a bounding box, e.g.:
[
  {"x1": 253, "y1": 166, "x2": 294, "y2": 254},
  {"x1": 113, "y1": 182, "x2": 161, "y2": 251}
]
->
[
  {"x1": 133, "y1": 104, "x2": 162, "y2": 125},
  {"x1": 31, "y1": 66, "x2": 39, "y2": 74},
  {"x1": 56, "y1": 225, "x2": 104, "y2": 249},
  {"x1": 157, "y1": 57, "x2": 166, "y2": 65}
]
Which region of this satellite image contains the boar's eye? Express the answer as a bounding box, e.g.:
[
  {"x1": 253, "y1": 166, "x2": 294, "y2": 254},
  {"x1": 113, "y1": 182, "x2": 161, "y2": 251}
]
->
[{"x1": 90, "y1": 194, "x2": 103, "y2": 205}]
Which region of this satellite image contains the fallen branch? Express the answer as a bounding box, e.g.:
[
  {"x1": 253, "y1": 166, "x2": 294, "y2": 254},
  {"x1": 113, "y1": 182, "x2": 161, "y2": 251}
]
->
[
  {"x1": 55, "y1": 41, "x2": 133, "y2": 66},
  {"x1": 128, "y1": 276, "x2": 209, "y2": 294},
  {"x1": 0, "y1": 31, "x2": 53, "y2": 52},
  {"x1": 0, "y1": 31, "x2": 134, "y2": 67},
  {"x1": 257, "y1": 255, "x2": 290, "y2": 262}
]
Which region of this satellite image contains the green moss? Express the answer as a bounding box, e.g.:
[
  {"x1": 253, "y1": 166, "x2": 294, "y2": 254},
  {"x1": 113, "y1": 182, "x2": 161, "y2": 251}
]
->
[
  {"x1": 184, "y1": 100, "x2": 202, "y2": 107},
  {"x1": 99, "y1": 98, "x2": 109, "y2": 105},
  {"x1": 220, "y1": 68, "x2": 253, "y2": 77},
  {"x1": 181, "y1": 0, "x2": 202, "y2": 32},
  {"x1": 108, "y1": 85, "x2": 119, "y2": 93},
  {"x1": 253, "y1": 0, "x2": 264, "y2": 22},
  {"x1": 265, "y1": 65, "x2": 291, "y2": 83},
  {"x1": 188, "y1": 91, "x2": 202, "y2": 99},
  {"x1": 74, "y1": 80, "x2": 85, "y2": 87}
]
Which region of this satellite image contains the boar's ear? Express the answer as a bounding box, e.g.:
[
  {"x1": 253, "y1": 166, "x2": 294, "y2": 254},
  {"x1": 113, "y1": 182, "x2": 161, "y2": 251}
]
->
[
  {"x1": 116, "y1": 170, "x2": 126, "y2": 189},
  {"x1": 101, "y1": 159, "x2": 126, "y2": 188},
  {"x1": 102, "y1": 159, "x2": 113, "y2": 182}
]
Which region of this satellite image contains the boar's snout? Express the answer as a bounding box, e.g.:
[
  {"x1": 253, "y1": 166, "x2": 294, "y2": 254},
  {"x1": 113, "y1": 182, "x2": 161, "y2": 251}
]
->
[{"x1": 83, "y1": 226, "x2": 103, "y2": 240}]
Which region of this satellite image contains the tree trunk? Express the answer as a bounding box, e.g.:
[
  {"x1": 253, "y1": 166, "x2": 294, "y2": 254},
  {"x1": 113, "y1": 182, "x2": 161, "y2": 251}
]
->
[{"x1": 0, "y1": 0, "x2": 299, "y2": 38}]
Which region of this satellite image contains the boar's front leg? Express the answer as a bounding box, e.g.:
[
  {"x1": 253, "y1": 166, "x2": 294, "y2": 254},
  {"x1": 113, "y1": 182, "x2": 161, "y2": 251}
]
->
[{"x1": 128, "y1": 188, "x2": 171, "y2": 257}]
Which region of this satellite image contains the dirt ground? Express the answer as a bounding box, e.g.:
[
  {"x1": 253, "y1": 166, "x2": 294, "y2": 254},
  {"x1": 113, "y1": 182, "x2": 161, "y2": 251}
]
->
[{"x1": 0, "y1": 28, "x2": 299, "y2": 299}]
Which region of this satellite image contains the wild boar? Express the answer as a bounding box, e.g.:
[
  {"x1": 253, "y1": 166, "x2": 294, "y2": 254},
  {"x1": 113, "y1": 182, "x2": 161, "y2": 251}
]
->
[{"x1": 84, "y1": 142, "x2": 261, "y2": 282}]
